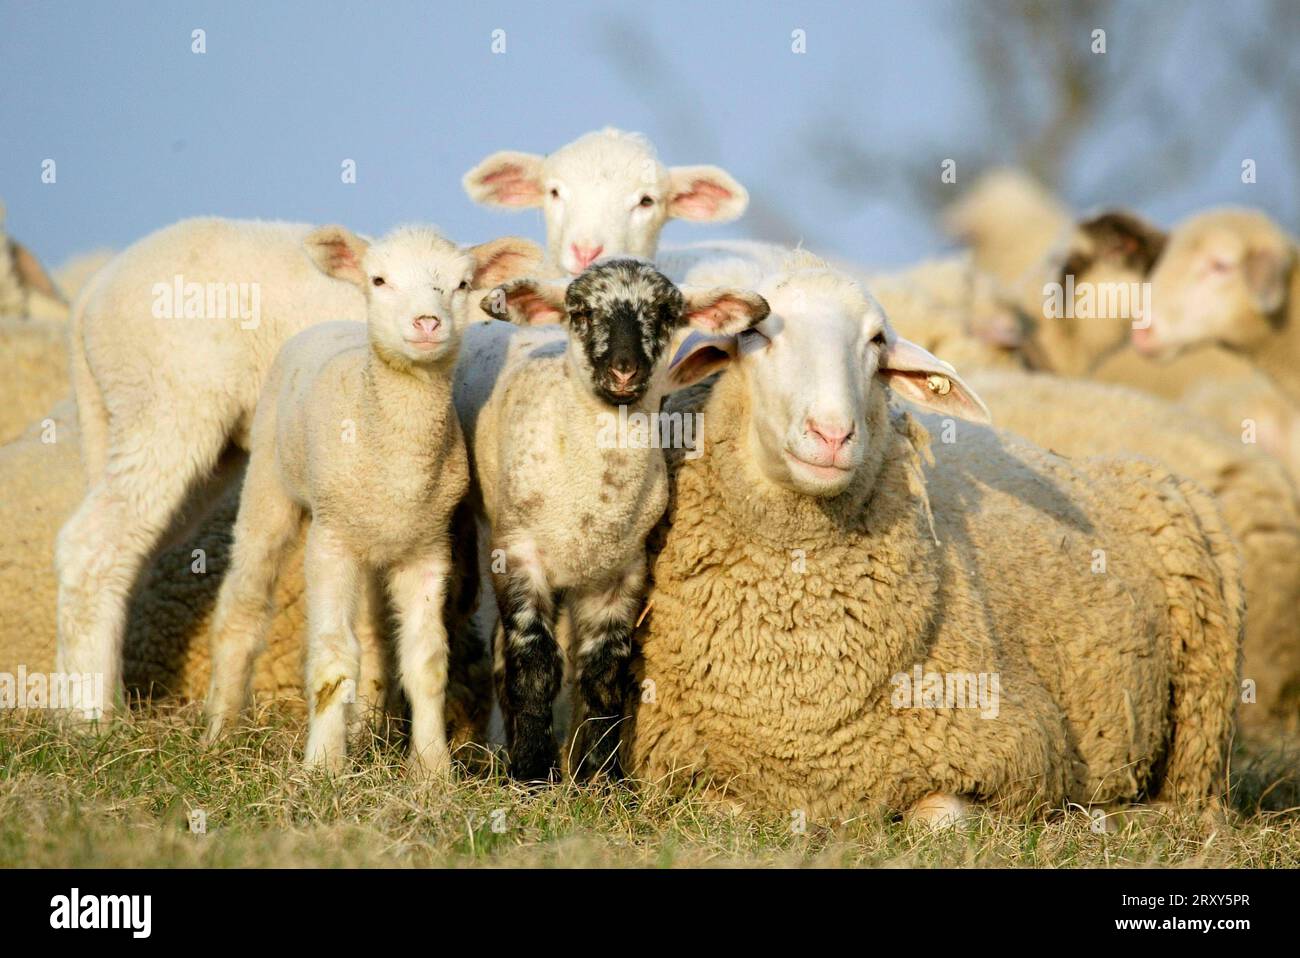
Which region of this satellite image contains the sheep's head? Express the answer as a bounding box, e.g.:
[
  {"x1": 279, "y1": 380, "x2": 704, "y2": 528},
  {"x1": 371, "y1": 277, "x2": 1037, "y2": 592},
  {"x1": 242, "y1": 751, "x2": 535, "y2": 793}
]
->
[
  {"x1": 463, "y1": 128, "x2": 748, "y2": 276},
  {"x1": 305, "y1": 225, "x2": 542, "y2": 367},
  {"x1": 484, "y1": 258, "x2": 767, "y2": 407},
  {"x1": 673, "y1": 255, "x2": 989, "y2": 498},
  {"x1": 1136, "y1": 207, "x2": 1295, "y2": 359},
  {"x1": 1014, "y1": 209, "x2": 1166, "y2": 375}
]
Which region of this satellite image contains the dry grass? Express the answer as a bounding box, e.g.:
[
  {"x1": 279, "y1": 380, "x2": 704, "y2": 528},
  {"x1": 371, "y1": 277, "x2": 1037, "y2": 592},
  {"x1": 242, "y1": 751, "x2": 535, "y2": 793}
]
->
[{"x1": 1, "y1": 703, "x2": 1297, "y2": 868}]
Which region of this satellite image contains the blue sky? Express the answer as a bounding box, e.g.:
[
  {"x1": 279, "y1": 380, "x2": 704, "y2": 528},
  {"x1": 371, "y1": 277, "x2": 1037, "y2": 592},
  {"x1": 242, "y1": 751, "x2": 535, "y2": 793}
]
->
[{"x1": 1, "y1": 1, "x2": 1292, "y2": 268}]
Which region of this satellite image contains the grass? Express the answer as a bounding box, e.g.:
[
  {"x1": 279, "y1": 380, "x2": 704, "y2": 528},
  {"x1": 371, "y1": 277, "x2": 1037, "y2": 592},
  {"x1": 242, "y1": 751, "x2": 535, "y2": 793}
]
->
[{"x1": 1, "y1": 703, "x2": 1298, "y2": 868}]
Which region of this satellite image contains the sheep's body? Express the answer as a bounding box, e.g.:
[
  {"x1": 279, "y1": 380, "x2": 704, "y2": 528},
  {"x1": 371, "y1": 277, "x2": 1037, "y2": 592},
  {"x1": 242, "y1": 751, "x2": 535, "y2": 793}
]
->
[
  {"x1": 969, "y1": 370, "x2": 1300, "y2": 728},
  {"x1": 0, "y1": 317, "x2": 69, "y2": 444},
  {"x1": 629, "y1": 374, "x2": 1241, "y2": 818}
]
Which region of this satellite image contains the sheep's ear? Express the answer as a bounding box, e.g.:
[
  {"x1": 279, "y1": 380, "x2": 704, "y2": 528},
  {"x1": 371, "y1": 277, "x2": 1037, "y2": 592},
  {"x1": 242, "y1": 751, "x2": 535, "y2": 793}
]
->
[
  {"x1": 680, "y1": 286, "x2": 769, "y2": 334},
  {"x1": 482, "y1": 278, "x2": 568, "y2": 325},
  {"x1": 463, "y1": 151, "x2": 545, "y2": 208},
  {"x1": 304, "y1": 226, "x2": 370, "y2": 287},
  {"x1": 666, "y1": 329, "x2": 739, "y2": 391},
  {"x1": 1243, "y1": 241, "x2": 1294, "y2": 315},
  {"x1": 468, "y1": 237, "x2": 545, "y2": 289},
  {"x1": 9, "y1": 241, "x2": 64, "y2": 302},
  {"x1": 1075, "y1": 209, "x2": 1167, "y2": 275},
  {"x1": 666, "y1": 165, "x2": 749, "y2": 222},
  {"x1": 877, "y1": 334, "x2": 991, "y2": 424}
]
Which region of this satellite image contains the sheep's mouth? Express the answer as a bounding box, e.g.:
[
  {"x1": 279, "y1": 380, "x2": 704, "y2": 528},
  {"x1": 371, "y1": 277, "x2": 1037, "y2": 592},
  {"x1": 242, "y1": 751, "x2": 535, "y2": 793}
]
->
[{"x1": 784, "y1": 450, "x2": 853, "y2": 480}]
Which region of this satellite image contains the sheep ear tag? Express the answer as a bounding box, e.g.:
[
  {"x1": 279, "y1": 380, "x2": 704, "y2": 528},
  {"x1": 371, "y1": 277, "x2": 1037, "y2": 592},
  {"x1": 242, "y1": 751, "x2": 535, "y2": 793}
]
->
[
  {"x1": 666, "y1": 329, "x2": 738, "y2": 391},
  {"x1": 877, "y1": 336, "x2": 992, "y2": 424}
]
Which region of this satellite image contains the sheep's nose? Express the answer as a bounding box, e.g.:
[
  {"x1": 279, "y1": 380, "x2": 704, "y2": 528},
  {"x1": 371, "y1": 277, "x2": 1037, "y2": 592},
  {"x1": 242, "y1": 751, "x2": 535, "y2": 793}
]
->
[
  {"x1": 807, "y1": 419, "x2": 853, "y2": 454},
  {"x1": 412, "y1": 315, "x2": 441, "y2": 337},
  {"x1": 571, "y1": 244, "x2": 604, "y2": 270},
  {"x1": 610, "y1": 367, "x2": 636, "y2": 387}
]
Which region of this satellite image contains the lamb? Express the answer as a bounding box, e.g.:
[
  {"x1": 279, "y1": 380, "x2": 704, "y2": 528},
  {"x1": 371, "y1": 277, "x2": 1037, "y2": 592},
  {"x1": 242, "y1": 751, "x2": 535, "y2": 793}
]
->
[
  {"x1": 457, "y1": 259, "x2": 768, "y2": 780},
  {"x1": 967, "y1": 369, "x2": 1300, "y2": 729},
  {"x1": 463, "y1": 127, "x2": 748, "y2": 276},
  {"x1": 54, "y1": 217, "x2": 541, "y2": 719},
  {"x1": 200, "y1": 224, "x2": 537, "y2": 776},
  {"x1": 627, "y1": 248, "x2": 1242, "y2": 821},
  {"x1": 0, "y1": 201, "x2": 68, "y2": 320}
]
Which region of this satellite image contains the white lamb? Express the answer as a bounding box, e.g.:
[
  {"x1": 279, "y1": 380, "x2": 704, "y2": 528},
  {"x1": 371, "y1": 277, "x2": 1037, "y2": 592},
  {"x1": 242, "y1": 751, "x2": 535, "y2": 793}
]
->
[
  {"x1": 455, "y1": 259, "x2": 768, "y2": 780},
  {"x1": 463, "y1": 127, "x2": 748, "y2": 276},
  {"x1": 204, "y1": 225, "x2": 532, "y2": 775}
]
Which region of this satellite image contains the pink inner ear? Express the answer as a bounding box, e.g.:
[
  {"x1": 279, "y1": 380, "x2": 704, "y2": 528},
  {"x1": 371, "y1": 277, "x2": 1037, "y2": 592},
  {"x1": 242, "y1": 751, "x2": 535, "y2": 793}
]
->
[
  {"x1": 672, "y1": 179, "x2": 731, "y2": 218},
  {"x1": 481, "y1": 165, "x2": 541, "y2": 205}
]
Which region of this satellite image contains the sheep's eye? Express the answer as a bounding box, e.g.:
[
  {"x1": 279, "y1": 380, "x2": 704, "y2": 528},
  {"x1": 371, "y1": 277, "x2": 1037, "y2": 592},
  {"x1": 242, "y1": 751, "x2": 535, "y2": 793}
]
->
[
  {"x1": 372, "y1": 276, "x2": 385, "y2": 287},
  {"x1": 639, "y1": 195, "x2": 655, "y2": 207},
  {"x1": 870, "y1": 331, "x2": 887, "y2": 347},
  {"x1": 549, "y1": 188, "x2": 560, "y2": 200},
  {"x1": 458, "y1": 280, "x2": 470, "y2": 291}
]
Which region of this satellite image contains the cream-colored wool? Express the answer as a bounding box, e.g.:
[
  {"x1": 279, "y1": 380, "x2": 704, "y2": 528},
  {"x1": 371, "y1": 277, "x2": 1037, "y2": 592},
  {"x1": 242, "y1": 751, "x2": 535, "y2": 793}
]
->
[
  {"x1": 629, "y1": 374, "x2": 1241, "y2": 819},
  {"x1": 0, "y1": 317, "x2": 69, "y2": 444},
  {"x1": 969, "y1": 369, "x2": 1300, "y2": 728}
]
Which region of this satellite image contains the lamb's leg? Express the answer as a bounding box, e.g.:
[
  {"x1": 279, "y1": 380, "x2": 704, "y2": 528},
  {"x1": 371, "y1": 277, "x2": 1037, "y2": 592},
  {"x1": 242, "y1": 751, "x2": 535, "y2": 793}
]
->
[
  {"x1": 388, "y1": 548, "x2": 453, "y2": 779},
  {"x1": 494, "y1": 543, "x2": 562, "y2": 782},
  {"x1": 56, "y1": 418, "x2": 228, "y2": 720},
  {"x1": 351, "y1": 571, "x2": 391, "y2": 743},
  {"x1": 204, "y1": 455, "x2": 302, "y2": 742},
  {"x1": 568, "y1": 559, "x2": 643, "y2": 782},
  {"x1": 303, "y1": 524, "x2": 364, "y2": 771}
]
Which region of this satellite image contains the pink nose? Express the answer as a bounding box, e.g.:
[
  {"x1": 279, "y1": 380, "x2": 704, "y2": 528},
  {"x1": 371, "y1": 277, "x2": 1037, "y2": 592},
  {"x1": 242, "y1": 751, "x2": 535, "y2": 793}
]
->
[
  {"x1": 571, "y1": 244, "x2": 604, "y2": 270},
  {"x1": 412, "y1": 316, "x2": 441, "y2": 337},
  {"x1": 807, "y1": 420, "x2": 852, "y2": 454}
]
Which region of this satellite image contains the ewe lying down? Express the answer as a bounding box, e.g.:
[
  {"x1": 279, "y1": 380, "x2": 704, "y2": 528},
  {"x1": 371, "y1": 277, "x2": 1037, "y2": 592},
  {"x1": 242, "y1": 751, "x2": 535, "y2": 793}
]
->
[
  {"x1": 628, "y1": 249, "x2": 1242, "y2": 821},
  {"x1": 456, "y1": 259, "x2": 768, "y2": 781}
]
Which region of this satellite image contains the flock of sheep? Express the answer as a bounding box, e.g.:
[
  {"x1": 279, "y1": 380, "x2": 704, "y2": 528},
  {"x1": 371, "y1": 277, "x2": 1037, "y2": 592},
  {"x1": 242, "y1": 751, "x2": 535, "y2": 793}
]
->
[{"x1": 2, "y1": 127, "x2": 1298, "y2": 827}]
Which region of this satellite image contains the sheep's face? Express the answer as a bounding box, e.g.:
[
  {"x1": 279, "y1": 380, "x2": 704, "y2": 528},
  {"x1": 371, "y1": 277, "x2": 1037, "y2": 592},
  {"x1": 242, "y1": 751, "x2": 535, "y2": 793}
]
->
[
  {"x1": 1136, "y1": 209, "x2": 1295, "y2": 359},
  {"x1": 305, "y1": 226, "x2": 543, "y2": 367},
  {"x1": 463, "y1": 128, "x2": 748, "y2": 276},
  {"x1": 486, "y1": 259, "x2": 768, "y2": 406},
  {"x1": 672, "y1": 265, "x2": 989, "y2": 498}
]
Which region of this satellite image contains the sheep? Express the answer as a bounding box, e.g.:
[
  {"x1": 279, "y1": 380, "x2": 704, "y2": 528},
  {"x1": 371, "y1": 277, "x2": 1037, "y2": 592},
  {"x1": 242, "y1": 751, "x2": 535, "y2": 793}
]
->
[
  {"x1": 201, "y1": 224, "x2": 498, "y2": 776},
  {"x1": 456, "y1": 259, "x2": 768, "y2": 781},
  {"x1": 0, "y1": 201, "x2": 68, "y2": 321},
  {"x1": 54, "y1": 216, "x2": 541, "y2": 720},
  {"x1": 463, "y1": 127, "x2": 748, "y2": 276},
  {"x1": 626, "y1": 247, "x2": 1242, "y2": 821},
  {"x1": 967, "y1": 369, "x2": 1300, "y2": 729},
  {"x1": 941, "y1": 167, "x2": 1073, "y2": 288}
]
